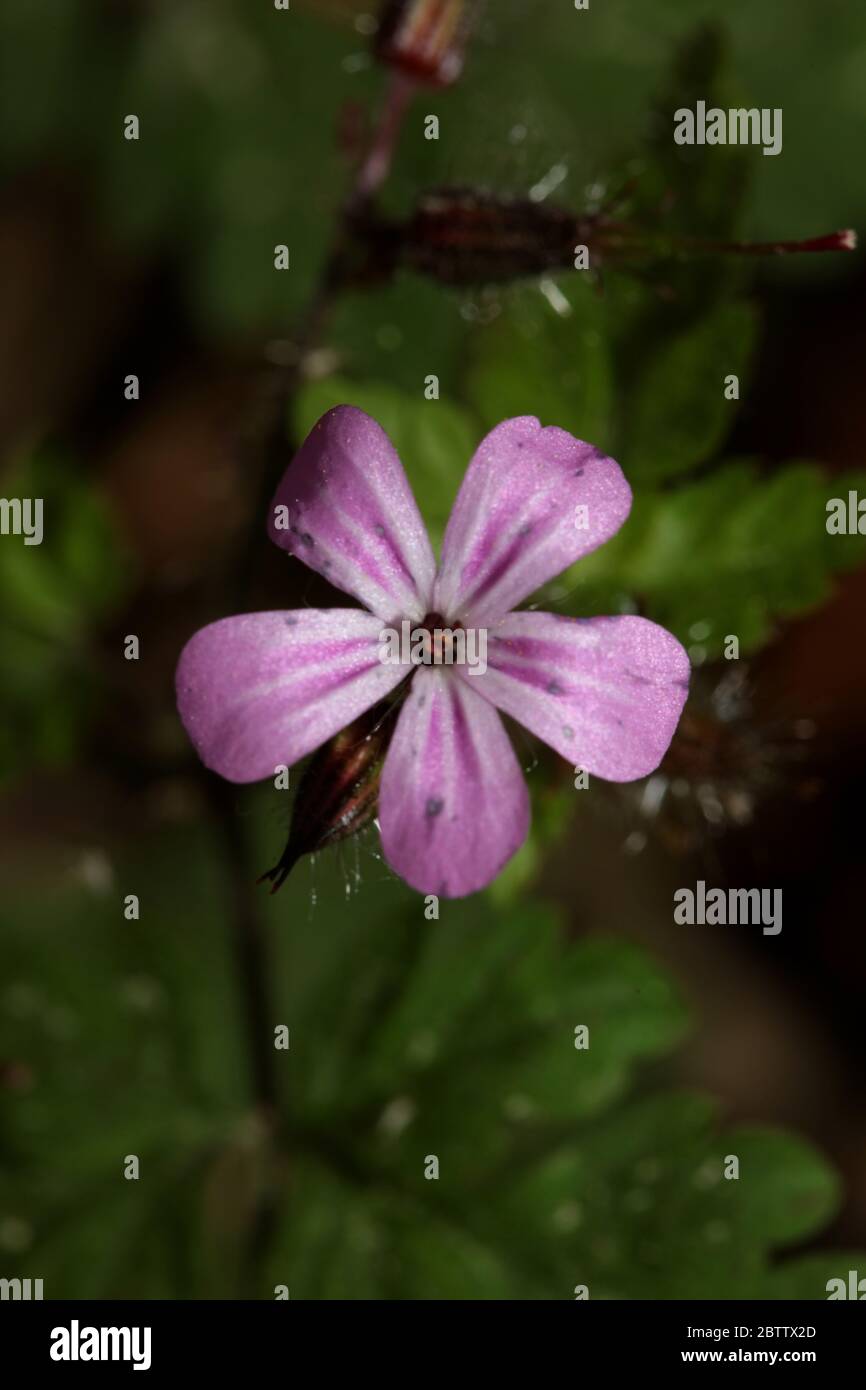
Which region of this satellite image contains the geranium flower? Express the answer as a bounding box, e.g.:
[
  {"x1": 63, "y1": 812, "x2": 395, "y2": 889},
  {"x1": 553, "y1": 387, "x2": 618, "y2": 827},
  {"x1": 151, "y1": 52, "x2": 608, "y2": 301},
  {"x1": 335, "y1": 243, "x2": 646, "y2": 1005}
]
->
[{"x1": 176, "y1": 407, "x2": 689, "y2": 897}]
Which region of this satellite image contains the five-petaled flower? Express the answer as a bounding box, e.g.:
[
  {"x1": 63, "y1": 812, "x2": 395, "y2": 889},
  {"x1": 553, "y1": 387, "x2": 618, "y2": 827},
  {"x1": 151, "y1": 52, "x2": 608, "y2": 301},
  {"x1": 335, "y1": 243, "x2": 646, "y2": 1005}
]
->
[{"x1": 176, "y1": 408, "x2": 690, "y2": 897}]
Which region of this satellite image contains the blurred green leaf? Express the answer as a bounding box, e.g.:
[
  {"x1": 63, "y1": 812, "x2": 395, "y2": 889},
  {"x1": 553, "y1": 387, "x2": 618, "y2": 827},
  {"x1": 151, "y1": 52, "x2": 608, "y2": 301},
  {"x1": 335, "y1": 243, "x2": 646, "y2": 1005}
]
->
[
  {"x1": 463, "y1": 284, "x2": 614, "y2": 452},
  {"x1": 0, "y1": 814, "x2": 854, "y2": 1299},
  {"x1": 721, "y1": 1128, "x2": 839, "y2": 1245},
  {"x1": 767, "y1": 1252, "x2": 866, "y2": 1300},
  {"x1": 511, "y1": 1096, "x2": 843, "y2": 1299},
  {"x1": 0, "y1": 455, "x2": 130, "y2": 780},
  {"x1": 327, "y1": 275, "x2": 468, "y2": 398},
  {"x1": 632, "y1": 22, "x2": 752, "y2": 243},
  {"x1": 620, "y1": 301, "x2": 757, "y2": 483},
  {"x1": 556, "y1": 461, "x2": 866, "y2": 658},
  {"x1": 0, "y1": 464, "x2": 124, "y2": 638},
  {"x1": 488, "y1": 775, "x2": 575, "y2": 907}
]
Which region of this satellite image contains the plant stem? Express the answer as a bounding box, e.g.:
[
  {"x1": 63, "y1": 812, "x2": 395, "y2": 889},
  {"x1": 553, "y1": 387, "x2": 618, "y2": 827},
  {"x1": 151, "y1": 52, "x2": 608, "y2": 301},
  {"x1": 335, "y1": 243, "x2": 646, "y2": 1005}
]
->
[
  {"x1": 207, "y1": 772, "x2": 280, "y2": 1294},
  {"x1": 242, "y1": 69, "x2": 419, "y2": 540},
  {"x1": 211, "y1": 58, "x2": 420, "y2": 1296},
  {"x1": 210, "y1": 776, "x2": 278, "y2": 1115}
]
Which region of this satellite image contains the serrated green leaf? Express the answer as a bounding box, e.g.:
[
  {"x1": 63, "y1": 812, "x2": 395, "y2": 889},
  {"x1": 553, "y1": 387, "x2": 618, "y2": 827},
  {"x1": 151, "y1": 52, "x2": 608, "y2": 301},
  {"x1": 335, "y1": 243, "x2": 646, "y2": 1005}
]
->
[
  {"x1": 3, "y1": 816, "x2": 850, "y2": 1300},
  {"x1": 557, "y1": 460, "x2": 866, "y2": 658},
  {"x1": 621, "y1": 301, "x2": 757, "y2": 482}
]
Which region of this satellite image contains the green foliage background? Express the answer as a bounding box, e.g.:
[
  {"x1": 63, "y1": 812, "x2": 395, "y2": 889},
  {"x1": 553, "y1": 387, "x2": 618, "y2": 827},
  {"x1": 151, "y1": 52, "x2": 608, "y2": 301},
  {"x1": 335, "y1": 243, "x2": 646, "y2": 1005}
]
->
[
  {"x1": 5, "y1": 819, "x2": 865, "y2": 1300},
  {"x1": 1, "y1": 0, "x2": 865, "y2": 1299}
]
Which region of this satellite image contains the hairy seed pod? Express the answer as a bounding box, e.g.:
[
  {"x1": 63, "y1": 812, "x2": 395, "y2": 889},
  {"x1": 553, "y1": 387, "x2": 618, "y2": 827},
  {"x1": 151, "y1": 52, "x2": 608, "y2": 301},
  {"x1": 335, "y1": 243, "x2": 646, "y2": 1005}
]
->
[
  {"x1": 258, "y1": 692, "x2": 405, "y2": 893},
  {"x1": 395, "y1": 188, "x2": 855, "y2": 287},
  {"x1": 400, "y1": 188, "x2": 589, "y2": 284}
]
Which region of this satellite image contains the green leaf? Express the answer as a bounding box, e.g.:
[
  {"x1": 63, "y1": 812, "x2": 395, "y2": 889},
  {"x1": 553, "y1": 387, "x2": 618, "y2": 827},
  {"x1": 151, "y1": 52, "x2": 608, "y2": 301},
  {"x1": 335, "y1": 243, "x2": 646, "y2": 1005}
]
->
[
  {"x1": 0, "y1": 455, "x2": 131, "y2": 780},
  {"x1": 487, "y1": 777, "x2": 575, "y2": 906},
  {"x1": 633, "y1": 22, "x2": 752, "y2": 243},
  {"x1": 463, "y1": 283, "x2": 614, "y2": 451},
  {"x1": 327, "y1": 274, "x2": 468, "y2": 399},
  {"x1": 0, "y1": 458, "x2": 126, "y2": 638},
  {"x1": 720, "y1": 1127, "x2": 839, "y2": 1245},
  {"x1": 767, "y1": 1252, "x2": 866, "y2": 1301},
  {"x1": 0, "y1": 814, "x2": 852, "y2": 1299},
  {"x1": 557, "y1": 460, "x2": 866, "y2": 658},
  {"x1": 620, "y1": 301, "x2": 757, "y2": 483}
]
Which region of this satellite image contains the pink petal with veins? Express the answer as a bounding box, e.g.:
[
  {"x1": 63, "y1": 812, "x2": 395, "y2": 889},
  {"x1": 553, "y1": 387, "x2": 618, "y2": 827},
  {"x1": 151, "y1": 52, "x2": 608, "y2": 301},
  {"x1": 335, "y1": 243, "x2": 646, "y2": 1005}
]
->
[
  {"x1": 467, "y1": 611, "x2": 690, "y2": 782},
  {"x1": 176, "y1": 608, "x2": 403, "y2": 783},
  {"x1": 268, "y1": 405, "x2": 435, "y2": 623},
  {"x1": 433, "y1": 416, "x2": 631, "y2": 625},
  {"x1": 379, "y1": 668, "x2": 530, "y2": 897}
]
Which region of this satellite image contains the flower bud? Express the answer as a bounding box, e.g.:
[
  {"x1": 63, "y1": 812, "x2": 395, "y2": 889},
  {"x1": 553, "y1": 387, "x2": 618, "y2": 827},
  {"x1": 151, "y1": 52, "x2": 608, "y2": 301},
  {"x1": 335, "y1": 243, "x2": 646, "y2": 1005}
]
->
[
  {"x1": 258, "y1": 694, "x2": 403, "y2": 894},
  {"x1": 373, "y1": 0, "x2": 475, "y2": 87},
  {"x1": 401, "y1": 188, "x2": 582, "y2": 284}
]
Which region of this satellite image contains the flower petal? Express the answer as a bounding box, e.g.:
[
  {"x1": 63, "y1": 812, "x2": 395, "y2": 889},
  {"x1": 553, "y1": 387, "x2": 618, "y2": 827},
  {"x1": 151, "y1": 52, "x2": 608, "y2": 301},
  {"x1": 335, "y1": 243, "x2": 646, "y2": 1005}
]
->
[
  {"x1": 469, "y1": 611, "x2": 689, "y2": 781},
  {"x1": 268, "y1": 405, "x2": 436, "y2": 623},
  {"x1": 379, "y1": 669, "x2": 530, "y2": 897},
  {"x1": 176, "y1": 609, "x2": 405, "y2": 783},
  {"x1": 433, "y1": 416, "x2": 631, "y2": 625}
]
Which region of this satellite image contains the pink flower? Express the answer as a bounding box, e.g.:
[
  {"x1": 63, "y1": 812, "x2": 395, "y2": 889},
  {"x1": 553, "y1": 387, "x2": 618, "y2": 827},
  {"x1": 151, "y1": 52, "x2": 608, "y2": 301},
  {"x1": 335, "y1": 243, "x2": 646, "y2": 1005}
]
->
[{"x1": 176, "y1": 408, "x2": 689, "y2": 897}]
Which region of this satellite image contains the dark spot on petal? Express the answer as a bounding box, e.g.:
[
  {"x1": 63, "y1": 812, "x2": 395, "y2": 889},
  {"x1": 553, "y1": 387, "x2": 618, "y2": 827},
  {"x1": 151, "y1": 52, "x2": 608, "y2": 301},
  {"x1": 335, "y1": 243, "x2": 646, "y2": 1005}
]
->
[
  {"x1": 574, "y1": 468, "x2": 584, "y2": 477},
  {"x1": 675, "y1": 679, "x2": 690, "y2": 690},
  {"x1": 438, "y1": 880, "x2": 449, "y2": 895},
  {"x1": 425, "y1": 797, "x2": 444, "y2": 819},
  {"x1": 301, "y1": 532, "x2": 315, "y2": 547},
  {"x1": 562, "y1": 725, "x2": 575, "y2": 739},
  {"x1": 283, "y1": 616, "x2": 299, "y2": 627},
  {"x1": 519, "y1": 523, "x2": 533, "y2": 537},
  {"x1": 417, "y1": 693, "x2": 426, "y2": 707},
  {"x1": 626, "y1": 670, "x2": 650, "y2": 685},
  {"x1": 547, "y1": 679, "x2": 565, "y2": 695},
  {"x1": 374, "y1": 523, "x2": 386, "y2": 537}
]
